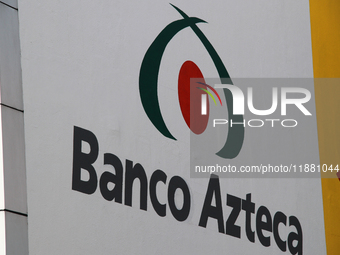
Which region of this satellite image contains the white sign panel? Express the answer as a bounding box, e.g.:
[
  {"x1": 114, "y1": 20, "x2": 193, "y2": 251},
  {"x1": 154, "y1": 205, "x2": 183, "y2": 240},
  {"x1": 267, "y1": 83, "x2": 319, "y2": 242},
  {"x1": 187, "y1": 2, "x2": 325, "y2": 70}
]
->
[{"x1": 19, "y1": 1, "x2": 325, "y2": 254}]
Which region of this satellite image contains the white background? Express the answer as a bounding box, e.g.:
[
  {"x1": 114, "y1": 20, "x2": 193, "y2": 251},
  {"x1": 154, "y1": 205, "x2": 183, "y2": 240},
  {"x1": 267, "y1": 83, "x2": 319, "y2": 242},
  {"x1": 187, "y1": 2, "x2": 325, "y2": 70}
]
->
[{"x1": 18, "y1": 0, "x2": 325, "y2": 254}]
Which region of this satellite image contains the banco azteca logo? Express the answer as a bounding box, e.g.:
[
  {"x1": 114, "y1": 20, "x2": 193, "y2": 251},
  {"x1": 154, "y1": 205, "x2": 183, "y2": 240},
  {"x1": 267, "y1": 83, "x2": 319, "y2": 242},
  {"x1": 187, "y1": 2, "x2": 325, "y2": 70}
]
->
[{"x1": 139, "y1": 4, "x2": 244, "y2": 159}]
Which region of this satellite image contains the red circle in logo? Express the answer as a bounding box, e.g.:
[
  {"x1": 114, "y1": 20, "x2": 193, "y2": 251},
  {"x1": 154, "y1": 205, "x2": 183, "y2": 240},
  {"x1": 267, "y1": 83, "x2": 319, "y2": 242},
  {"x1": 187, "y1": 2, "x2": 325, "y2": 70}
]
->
[{"x1": 178, "y1": 61, "x2": 209, "y2": 134}]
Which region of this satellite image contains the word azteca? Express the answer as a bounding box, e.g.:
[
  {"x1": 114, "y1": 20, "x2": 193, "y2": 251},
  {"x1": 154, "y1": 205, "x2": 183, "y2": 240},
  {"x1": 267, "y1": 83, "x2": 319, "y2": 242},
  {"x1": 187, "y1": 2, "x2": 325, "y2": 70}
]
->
[{"x1": 72, "y1": 126, "x2": 302, "y2": 255}]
